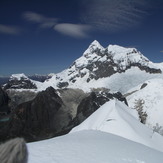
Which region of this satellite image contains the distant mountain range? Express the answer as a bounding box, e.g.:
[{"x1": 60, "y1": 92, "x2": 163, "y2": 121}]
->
[{"x1": 0, "y1": 74, "x2": 51, "y2": 86}]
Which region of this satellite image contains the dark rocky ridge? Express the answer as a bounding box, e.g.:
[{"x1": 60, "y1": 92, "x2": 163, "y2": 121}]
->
[
  {"x1": 3, "y1": 87, "x2": 71, "y2": 142},
  {"x1": 6, "y1": 90, "x2": 37, "y2": 111},
  {"x1": 0, "y1": 86, "x2": 128, "y2": 142}
]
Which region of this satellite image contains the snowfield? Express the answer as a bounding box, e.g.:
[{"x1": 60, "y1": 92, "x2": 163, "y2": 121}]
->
[
  {"x1": 71, "y1": 100, "x2": 163, "y2": 152},
  {"x1": 126, "y1": 78, "x2": 163, "y2": 134},
  {"x1": 28, "y1": 100, "x2": 163, "y2": 163},
  {"x1": 41, "y1": 67, "x2": 163, "y2": 93},
  {"x1": 28, "y1": 130, "x2": 163, "y2": 163}
]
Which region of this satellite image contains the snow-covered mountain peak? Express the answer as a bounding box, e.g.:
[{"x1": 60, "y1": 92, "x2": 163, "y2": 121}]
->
[
  {"x1": 83, "y1": 40, "x2": 104, "y2": 56},
  {"x1": 10, "y1": 73, "x2": 28, "y2": 81},
  {"x1": 40, "y1": 40, "x2": 162, "y2": 91},
  {"x1": 3, "y1": 41, "x2": 162, "y2": 92}
]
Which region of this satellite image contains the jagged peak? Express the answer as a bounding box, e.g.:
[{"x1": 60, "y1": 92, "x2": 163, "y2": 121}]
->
[
  {"x1": 90, "y1": 40, "x2": 102, "y2": 47},
  {"x1": 83, "y1": 40, "x2": 104, "y2": 56}
]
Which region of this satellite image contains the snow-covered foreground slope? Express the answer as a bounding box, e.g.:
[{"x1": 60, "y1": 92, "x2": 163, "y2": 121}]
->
[
  {"x1": 126, "y1": 78, "x2": 163, "y2": 135},
  {"x1": 28, "y1": 130, "x2": 163, "y2": 163},
  {"x1": 28, "y1": 100, "x2": 163, "y2": 163},
  {"x1": 71, "y1": 100, "x2": 163, "y2": 152}
]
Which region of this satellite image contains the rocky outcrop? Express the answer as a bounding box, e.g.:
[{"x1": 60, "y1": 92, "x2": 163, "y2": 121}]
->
[
  {"x1": 1, "y1": 87, "x2": 71, "y2": 142},
  {"x1": 0, "y1": 86, "x2": 128, "y2": 142},
  {"x1": 0, "y1": 87, "x2": 10, "y2": 115},
  {"x1": 58, "y1": 88, "x2": 87, "y2": 118},
  {"x1": 6, "y1": 90, "x2": 37, "y2": 111}
]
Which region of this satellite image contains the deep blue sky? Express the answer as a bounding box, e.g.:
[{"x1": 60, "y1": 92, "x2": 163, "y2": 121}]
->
[{"x1": 0, "y1": 0, "x2": 163, "y2": 76}]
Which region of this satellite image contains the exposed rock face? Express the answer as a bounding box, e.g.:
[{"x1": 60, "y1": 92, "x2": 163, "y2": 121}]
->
[
  {"x1": 2, "y1": 87, "x2": 71, "y2": 142},
  {"x1": 3, "y1": 74, "x2": 37, "y2": 90},
  {"x1": 58, "y1": 88, "x2": 88, "y2": 119},
  {"x1": 6, "y1": 90, "x2": 37, "y2": 111},
  {"x1": 0, "y1": 86, "x2": 128, "y2": 142},
  {"x1": 72, "y1": 91, "x2": 128, "y2": 126},
  {"x1": 0, "y1": 87, "x2": 10, "y2": 115}
]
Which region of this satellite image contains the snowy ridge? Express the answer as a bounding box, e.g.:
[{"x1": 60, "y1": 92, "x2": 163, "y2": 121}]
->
[
  {"x1": 71, "y1": 100, "x2": 163, "y2": 152},
  {"x1": 28, "y1": 100, "x2": 163, "y2": 163}
]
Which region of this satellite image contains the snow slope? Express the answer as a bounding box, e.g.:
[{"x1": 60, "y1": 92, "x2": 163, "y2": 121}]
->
[
  {"x1": 27, "y1": 98, "x2": 163, "y2": 163},
  {"x1": 42, "y1": 67, "x2": 163, "y2": 93},
  {"x1": 126, "y1": 78, "x2": 163, "y2": 135},
  {"x1": 71, "y1": 100, "x2": 163, "y2": 152},
  {"x1": 28, "y1": 130, "x2": 163, "y2": 163}
]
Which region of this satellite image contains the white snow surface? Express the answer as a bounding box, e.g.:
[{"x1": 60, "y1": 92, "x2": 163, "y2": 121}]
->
[
  {"x1": 28, "y1": 100, "x2": 163, "y2": 163},
  {"x1": 71, "y1": 100, "x2": 163, "y2": 152},
  {"x1": 41, "y1": 67, "x2": 163, "y2": 94},
  {"x1": 126, "y1": 78, "x2": 163, "y2": 130},
  {"x1": 32, "y1": 68, "x2": 163, "y2": 94},
  {"x1": 28, "y1": 130, "x2": 163, "y2": 163}
]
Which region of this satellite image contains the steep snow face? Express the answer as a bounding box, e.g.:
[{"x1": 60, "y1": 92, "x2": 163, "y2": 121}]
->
[
  {"x1": 28, "y1": 130, "x2": 163, "y2": 163},
  {"x1": 42, "y1": 40, "x2": 161, "y2": 91},
  {"x1": 126, "y1": 78, "x2": 163, "y2": 135},
  {"x1": 71, "y1": 100, "x2": 163, "y2": 152},
  {"x1": 27, "y1": 99, "x2": 163, "y2": 162}
]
